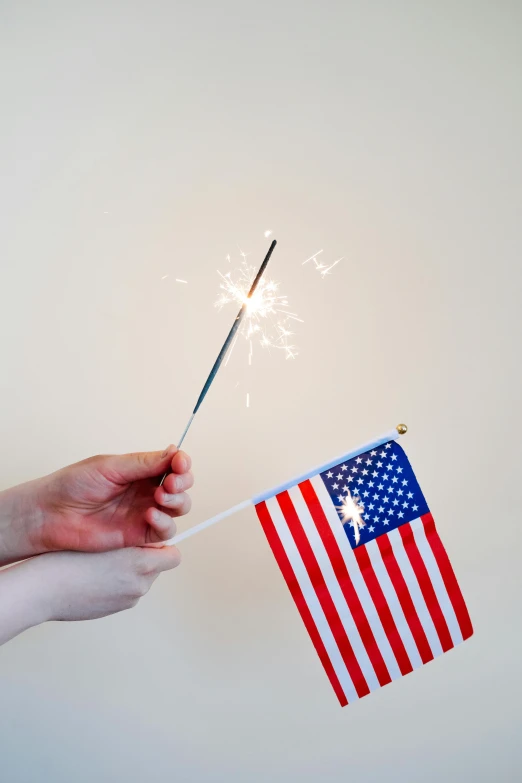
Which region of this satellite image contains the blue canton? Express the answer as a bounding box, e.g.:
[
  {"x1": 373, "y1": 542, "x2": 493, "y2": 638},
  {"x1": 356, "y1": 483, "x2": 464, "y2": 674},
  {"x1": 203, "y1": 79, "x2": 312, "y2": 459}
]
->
[{"x1": 319, "y1": 441, "x2": 429, "y2": 549}]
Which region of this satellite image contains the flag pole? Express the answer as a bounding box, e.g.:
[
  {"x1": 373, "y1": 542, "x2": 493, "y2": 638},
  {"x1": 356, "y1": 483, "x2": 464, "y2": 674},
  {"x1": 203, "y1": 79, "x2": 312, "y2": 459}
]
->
[{"x1": 161, "y1": 425, "x2": 408, "y2": 546}]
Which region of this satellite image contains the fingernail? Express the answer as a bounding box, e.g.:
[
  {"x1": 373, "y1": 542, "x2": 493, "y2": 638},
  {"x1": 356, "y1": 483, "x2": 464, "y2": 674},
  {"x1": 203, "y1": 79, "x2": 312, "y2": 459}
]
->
[
  {"x1": 180, "y1": 457, "x2": 188, "y2": 472},
  {"x1": 152, "y1": 509, "x2": 162, "y2": 522},
  {"x1": 161, "y1": 445, "x2": 173, "y2": 458},
  {"x1": 163, "y1": 493, "x2": 182, "y2": 505}
]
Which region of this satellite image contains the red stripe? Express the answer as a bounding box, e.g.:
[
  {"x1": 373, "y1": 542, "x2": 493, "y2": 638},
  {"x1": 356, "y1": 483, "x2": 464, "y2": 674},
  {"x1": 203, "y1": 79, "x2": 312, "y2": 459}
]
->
[
  {"x1": 277, "y1": 491, "x2": 370, "y2": 699},
  {"x1": 299, "y1": 479, "x2": 392, "y2": 687},
  {"x1": 421, "y1": 513, "x2": 473, "y2": 641},
  {"x1": 399, "y1": 522, "x2": 453, "y2": 653},
  {"x1": 376, "y1": 533, "x2": 434, "y2": 664},
  {"x1": 354, "y1": 545, "x2": 413, "y2": 676},
  {"x1": 255, "y1": 501, "x2": 348, "y2": 706}
]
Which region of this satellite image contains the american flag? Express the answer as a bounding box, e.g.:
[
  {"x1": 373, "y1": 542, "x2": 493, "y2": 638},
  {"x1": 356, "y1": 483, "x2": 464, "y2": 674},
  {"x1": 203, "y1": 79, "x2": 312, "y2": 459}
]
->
[{"x1": 255, "y1": 439, "x2": 473, "y2": 706}]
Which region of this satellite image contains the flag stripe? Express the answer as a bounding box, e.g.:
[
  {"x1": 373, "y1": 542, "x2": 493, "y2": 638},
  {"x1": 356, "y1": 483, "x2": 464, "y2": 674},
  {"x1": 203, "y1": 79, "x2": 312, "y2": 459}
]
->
[
  {"x1": 422, "y1": 513, "x2": 473, "y2": 641},
  {"x1": 308, "y1": 476, "x2": 403, "y2": 682},
  {"x1": 410, "y1": 518, "x2": 463, "y2": 647},
  {"x1": 287, "y1": 485, "x2": 381, "y2": 691},
  {"x1": 399, "y1": 523, "x2": 454, "y2": 653},
  {"x1": 277, "y1": 491, "x2": 371, "y2": 699},
  {"x1": 365, "y1": 539, "x2": 424, "y2": 670},
  {"x1": 376, "y1": 533, "x2": 434, "y2": 664},
  {"x1": 387, "y1": 529, "x2": 443, "y2": 658},
  {"x1": 353, "y1": 544, "x2": 413, "y2": 676},
  {"x1": 299, "y1": 479, "x2": 393, "y2": 687},
  {"x1": 257, "y1": 499, "x2": 351, "y2": 705}
]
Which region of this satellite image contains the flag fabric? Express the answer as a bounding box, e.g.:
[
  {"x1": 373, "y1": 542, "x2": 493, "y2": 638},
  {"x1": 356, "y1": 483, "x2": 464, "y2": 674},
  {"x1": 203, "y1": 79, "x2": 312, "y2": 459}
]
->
[{"x1": 255, "y1": 439, "x2": 473, "y2": 706}]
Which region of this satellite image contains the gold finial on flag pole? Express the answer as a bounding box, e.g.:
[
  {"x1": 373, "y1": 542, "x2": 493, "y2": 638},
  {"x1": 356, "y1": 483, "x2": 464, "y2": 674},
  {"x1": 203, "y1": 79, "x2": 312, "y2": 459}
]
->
[{"x1": 396, "y1": 423, "x2": 408, "y2": 435}]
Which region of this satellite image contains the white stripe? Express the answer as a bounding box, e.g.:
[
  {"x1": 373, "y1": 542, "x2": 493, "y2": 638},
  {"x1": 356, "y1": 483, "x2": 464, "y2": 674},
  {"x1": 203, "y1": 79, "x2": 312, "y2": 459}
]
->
[
  {"x1": 410, "y1": 518, "x2": 463, "y2": 646},
  {"x1": 309, "y1": 475, "x2": 402, "y2": 681},
  {"x1": 365, "y1": 539, "x2": 423, "y2": 670},
  {"x1": 265, "y1": 497, "x2": 358, "y2": 703},
  {"x1": 388, "y1": 528, "x2": 443, "y2": 658},
  {"x1": 288, "y1": 486, "x2": 380, "y2": 692}
]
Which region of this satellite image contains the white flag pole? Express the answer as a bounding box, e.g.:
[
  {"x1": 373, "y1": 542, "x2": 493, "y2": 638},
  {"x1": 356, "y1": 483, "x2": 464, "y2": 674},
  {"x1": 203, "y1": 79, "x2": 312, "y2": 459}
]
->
[{"x1": 163, "y1": 425, "x2": 408, "y2": 546}]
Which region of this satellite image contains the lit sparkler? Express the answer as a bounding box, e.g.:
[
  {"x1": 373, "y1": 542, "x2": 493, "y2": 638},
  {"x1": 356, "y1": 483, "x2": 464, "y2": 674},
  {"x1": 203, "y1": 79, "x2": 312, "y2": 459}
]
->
[
  {"x1": 215, "y1": 250, "x2": 301, "y2": 363},
  {"x1": 337, "y1": 490, "x2": 365, "y2": 544}
]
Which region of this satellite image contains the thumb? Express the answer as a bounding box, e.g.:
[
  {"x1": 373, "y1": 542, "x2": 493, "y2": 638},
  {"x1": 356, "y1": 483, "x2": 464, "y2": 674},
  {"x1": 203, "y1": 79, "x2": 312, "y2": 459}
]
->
[{"x1": 103, "y1": 445, "x2": 177, "y2": 483}]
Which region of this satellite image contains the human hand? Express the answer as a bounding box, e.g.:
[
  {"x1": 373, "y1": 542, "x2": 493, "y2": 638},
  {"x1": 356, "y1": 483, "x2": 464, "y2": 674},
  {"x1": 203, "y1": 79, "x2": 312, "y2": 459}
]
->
[
  {"x1": 0, "y1": 447, "x2": 193, "y2": 564},
  {"x1": 0, "y1": 546, "x2": 181, "y2": 645}
]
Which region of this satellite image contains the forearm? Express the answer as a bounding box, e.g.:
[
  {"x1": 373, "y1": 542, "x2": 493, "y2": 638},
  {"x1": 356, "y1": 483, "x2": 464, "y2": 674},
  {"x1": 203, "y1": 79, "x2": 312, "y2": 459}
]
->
[
  {"x1": 0, "y1": 482, "x2": 46, "y2": 567},
  {"x1": 0, "y1": 560, "x2": 48, "y2": 646}
]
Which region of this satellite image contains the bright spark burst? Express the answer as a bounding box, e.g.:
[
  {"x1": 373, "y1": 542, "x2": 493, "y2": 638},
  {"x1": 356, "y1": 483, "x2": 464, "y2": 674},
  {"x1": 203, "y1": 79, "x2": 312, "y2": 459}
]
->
[
  {"x1": 337, "y1": 490, "x2": 365, "y2": 545},
  {"x1": 215, "y1": 251, "x2": 300, "y2": 363},
  {"x1": 264, "y1": 229, "x2": 273, "y2": 238}
]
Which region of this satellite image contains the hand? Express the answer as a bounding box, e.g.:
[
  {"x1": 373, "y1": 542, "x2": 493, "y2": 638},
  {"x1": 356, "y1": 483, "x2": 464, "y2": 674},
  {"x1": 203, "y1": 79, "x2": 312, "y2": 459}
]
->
[
  {"x1": 0, "y1": 546, "x2": 181, "y2": 646},
  {"x1": 0, "y1": 446, "x2": 193, "y2": 564}
]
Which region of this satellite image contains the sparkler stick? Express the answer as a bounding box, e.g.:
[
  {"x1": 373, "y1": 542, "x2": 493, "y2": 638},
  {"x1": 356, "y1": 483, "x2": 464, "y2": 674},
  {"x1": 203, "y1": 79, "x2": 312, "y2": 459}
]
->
[
  {"x1": 160, "y1": 239, "x2": 277, "y2": 485},
  {"x1": 162, "y1": 425, "x2": 408, "y2": 543}
]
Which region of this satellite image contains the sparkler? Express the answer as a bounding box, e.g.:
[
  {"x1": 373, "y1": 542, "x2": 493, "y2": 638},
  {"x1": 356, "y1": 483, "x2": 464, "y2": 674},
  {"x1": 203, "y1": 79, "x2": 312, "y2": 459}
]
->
[
  {"x1": 160, "y1": 239, "x2": 277, "y2": 485},
  {"x1": 215, "y1": 248, "x2": 301, "y2": 364},
  {"x1": 337, "y1": 490, "x2": 365, "y2": 545}
]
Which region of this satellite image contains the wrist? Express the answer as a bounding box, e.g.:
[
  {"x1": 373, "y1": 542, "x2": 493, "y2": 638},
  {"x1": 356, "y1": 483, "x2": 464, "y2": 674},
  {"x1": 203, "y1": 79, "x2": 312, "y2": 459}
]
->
[
  {"x1": 0, "y1": 558, "x2": 52, "y2": 646},
  {"x1": 0, "y1": 479, "x2": 48, "y2": 566}
]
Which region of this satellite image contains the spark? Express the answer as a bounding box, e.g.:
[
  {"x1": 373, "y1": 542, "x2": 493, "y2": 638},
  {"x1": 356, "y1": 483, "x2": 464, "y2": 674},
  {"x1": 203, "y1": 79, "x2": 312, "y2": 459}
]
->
[
  {"x1": 175, "y1": 279, "x2": 188, "y2": 284},
  {"x1": 246, "y1": 392, "x2": 250, "y2": 407},
  {"x1": 302, "y1": 249, "x2": 323, "y2": 265},
  {"x1": 161, "y1": 274, "x2": 169, "y2": 280},
  {"x1": 337, "y1": 490, "x2": 365, "y2": 545},
  {"x1": 320, "y1": 257, "x2": 344, "y2": 277},
  {"x1": 215, "y1": 250, "x2": 299, "y2": 362},
  {"x1": 264, "y1": 229, "x2": 273, "y2": 238}
]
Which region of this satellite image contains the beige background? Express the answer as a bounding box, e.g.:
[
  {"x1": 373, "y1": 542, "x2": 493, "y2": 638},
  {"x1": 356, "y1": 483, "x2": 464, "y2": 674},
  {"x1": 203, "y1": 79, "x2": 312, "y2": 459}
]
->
[{"x1": 1, "y1": 1, "x2": 521, "y2": 781}]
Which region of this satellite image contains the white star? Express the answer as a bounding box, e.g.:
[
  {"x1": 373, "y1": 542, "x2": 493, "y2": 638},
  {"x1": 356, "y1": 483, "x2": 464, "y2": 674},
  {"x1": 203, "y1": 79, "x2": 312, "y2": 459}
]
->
[
  {"x1": 378, "y1": 483, "x2": 384, "y2": 490},
  {"x1": 370, "y1": 450, "x2": 377, "y2": 457},
  {"x1": 402, "y1": 479, "x2": 408, "y2": 486},
  {"x1": 368, "y1": 503, "x2": 375, "y2": 510},
  {"x1": 378, "y1": 505, "x2": 384, "y2": 513},
  {"x1": 397, "y1": 489, "x2": 404, "y2": 496},
  {"x1": 407, "y1": 491, "x2": 413, "y2": 499},
  {"x1": 336, "y1": 473, "x2": 342, "y2": 480},
  {"x1": 362, "y1": 469, "x2": 369, "y2": 476},
  {"x1": 332, "y1": 483, "x2": 339, "y2": 490},
  {"x1": 355, "y1": 457, "x2": 362, "y2": 464},
  {"x1": 351, "y1": 466, "x2": 358, "y2": 474},
  {"x1": 402, "y1": 501, "x2": 409, "y2": 508},
  {"x1": 388, "y1": 508, "x2": 395, "y2": 515},
  {"x1": 383, "y1": 496, "x2": 389, "y2": 504},
  {"x1": 348, "y1": 475, "x2": 354, "y2": 483},
  {"x1": 374, "y1": 516, "x2": 380, "y2": 523},
  {"x1": 385, "y1": 443, "x2": 392, "y2": 449},
  {"x1": 391, "y1": 453, "x2": 397, "y2": 461},
  {"x1": 368, "y1": 525, "x2": 375, "y2": 533},
  {"x1": 392, "y1": 476, "x2": 398, "y2": 484},
  {"x1": 383, "y1": 519, "x2": 390, "y2": 526},
  {"x1": 388, "y1": 486, "x2": 395, "y2": 493},
  {"x1": 357, "y1": 478, "x2": 364, "y2": 485},
  {"x1": 368, "y1": 481, "x2": 374, "y2": 488},
  {"x1": 341, "y1": 464, "x2": 348, "y2": 471},
  {"x1": 381, "y1": 473, "x2": 388, "y2": 481},
  {"x1": 326, "y1": 471, "x2": 333, "y2": 479},
  {"x1": 372, "y1": 471, "x2": 378, "y2": 478},
  {"x1": 365, "y1": 458, "x2": 372, "y2": 466},
  {"x1": 363, "y1": 490, "x2": 369, "y2": 498},
  {"x1": 373, "y1": 493, "x2": 380, "y2": 501},
  {"x1": 396, "y1": 467, "x2": 403, "y2": 474},
  {"x1": 342, "y1": 485, "x2": 349, "y2": 493},
  {"x1": 398, "y1": 511, "x2": 404, "y2": 519},
  {"x1": 412, "y1": 504, "x2": 418, "y2": 511},
  {"x1": 386, "y1": 464, "x2": 393, "y2": 471},
  {"x1": 337, "y1": 495, "x2": 344, "y2": 502},
  {"x1": 393, "y1": 499, "x2": 399, "y2": 506},
  {"x1": 376, "y1": 461, "x2": 383, "y2": 468},
  {"x1": 380, "y1": 450, "x2": 386, "y2": 457}
]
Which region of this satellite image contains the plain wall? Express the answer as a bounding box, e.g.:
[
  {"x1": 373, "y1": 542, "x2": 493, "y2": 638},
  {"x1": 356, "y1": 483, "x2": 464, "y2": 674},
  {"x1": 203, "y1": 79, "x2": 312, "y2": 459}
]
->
[{"x1": 1, "y1": 1, "x2": 521, "y2": 781}]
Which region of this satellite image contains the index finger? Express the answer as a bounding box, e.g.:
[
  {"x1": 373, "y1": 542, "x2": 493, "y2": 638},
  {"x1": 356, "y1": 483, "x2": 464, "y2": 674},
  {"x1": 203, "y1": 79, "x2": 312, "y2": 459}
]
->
[{"x1": 170, "y1": 450, "x2": 191, "y2": 474}]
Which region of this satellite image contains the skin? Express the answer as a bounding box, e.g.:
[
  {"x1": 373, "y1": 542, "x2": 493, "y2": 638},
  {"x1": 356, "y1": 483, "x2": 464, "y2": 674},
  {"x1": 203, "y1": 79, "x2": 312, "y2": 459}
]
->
[{"x1": 0, "y1": 446, "x2": 192, "y2": 645}]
